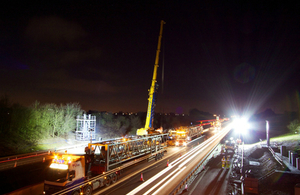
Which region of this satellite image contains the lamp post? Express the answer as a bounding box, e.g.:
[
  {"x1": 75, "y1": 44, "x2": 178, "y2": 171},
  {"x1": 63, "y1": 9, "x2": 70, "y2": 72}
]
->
[{"x1": 266, "y1": 120, "x2": 270, "y2": 147}]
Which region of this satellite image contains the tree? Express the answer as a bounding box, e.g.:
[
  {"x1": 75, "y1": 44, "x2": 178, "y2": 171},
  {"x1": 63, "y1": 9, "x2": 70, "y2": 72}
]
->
[
  {"x1": 128, "y1": 115, "x2": 142, "y2": 135},
  {"x1": 30, "y1": 102, "x2": 83, "y2": 138},
  {"x1": 115, "y1": 116, "x2": 130, "y2": 136},
  {"x1": 287, "y1": 119, "x2": 300, "y2": 134}
]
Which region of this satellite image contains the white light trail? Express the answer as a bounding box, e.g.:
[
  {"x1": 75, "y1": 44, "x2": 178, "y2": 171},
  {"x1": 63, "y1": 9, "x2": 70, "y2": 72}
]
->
[
  {"x1": 151, "y1": 166, "x2": 187, "y2": 195},
  {"x1": 143, "y1": 167, "x2": 181, "y2": 195},
  {"x1": 126, "y1": 167, "x2": 173, "y2": 195},
  {"x1": 127, "y1": 126, "x2": 231, "y2": 195}
]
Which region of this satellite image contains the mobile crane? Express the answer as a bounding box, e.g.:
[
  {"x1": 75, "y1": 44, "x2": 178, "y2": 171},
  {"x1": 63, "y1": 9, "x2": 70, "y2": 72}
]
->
[{"x1": 137, "y1": 20, "x2": 165, "y2": 136}]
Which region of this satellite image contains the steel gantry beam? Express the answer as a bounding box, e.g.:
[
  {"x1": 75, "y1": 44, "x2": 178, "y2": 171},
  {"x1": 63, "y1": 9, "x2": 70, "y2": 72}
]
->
[{"x1": 87, "y1": 134, "x2": 168, "y2": 171}]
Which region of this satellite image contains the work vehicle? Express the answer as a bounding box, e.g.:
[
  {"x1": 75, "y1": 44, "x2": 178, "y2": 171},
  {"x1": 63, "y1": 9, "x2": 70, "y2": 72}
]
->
[
  {"x1": 211, "y1": 116, "x2": 221, "y2": 131},
  {"x1": 137, "y1": 20, "x2": 165, "y2": 136},
  {"x1": 197, "y1": 116, "x2": 229, "y2": 132},
  {"x1": 168, "y1": 126, "x2": 203, "y2": 146},
  {"x1": 44, "y1": 134, "x2": 168, "y2": 195},
  {"x1": 224, "y1": 137, "x2": 236, "y2": 152}
]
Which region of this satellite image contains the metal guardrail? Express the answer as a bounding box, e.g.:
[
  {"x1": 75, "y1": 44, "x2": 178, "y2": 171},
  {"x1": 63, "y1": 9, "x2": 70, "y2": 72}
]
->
[
  {"x1": 0, "y1": 137, "x2": 130, "y2": 164},
  {"x1": 0, "y1": 151, "x2": 49, "y2": 163},
  {"x1": 169, "y1": 142, "x2": 219, "y2": 195},
  {"x1": 268, "y1": 146, "x2": 284, "y2": 168}
]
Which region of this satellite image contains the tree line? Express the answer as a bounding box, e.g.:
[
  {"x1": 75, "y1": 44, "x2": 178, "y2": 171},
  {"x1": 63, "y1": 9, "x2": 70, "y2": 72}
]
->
[
  {"x1": 93, "y1": 111, "x2": 194, "y2": 139},
  {"x1": 0, "y1": 97, "x2": 83, "y2": 154},
  {"x1": 0, "y1": 97, "x2": 212, "y2": 155}
]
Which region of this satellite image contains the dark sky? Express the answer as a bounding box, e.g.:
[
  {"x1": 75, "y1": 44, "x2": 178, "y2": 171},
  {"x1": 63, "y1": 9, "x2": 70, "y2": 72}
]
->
[{"x1": 1, "y1": 1, "x2": 300, "y2": 116}]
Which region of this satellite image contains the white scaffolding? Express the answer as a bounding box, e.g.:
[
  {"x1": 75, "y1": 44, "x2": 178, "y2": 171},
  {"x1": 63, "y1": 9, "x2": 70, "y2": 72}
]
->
[{"x1": 75, "y1": 114, "x2": 96, "y2": 141}]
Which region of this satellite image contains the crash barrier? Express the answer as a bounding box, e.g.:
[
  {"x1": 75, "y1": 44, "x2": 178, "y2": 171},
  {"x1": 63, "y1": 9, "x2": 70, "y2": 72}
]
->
[
  {"x1": 281, "y1": 145, "x2": 287, "y2": 157},
  {"x1": 169, "y1": 143, "x2": 219, "y2": 195},
  {"x1": 268, "y1": 146, "x2": 284, "y2": 168},
  {"x1": 0, "y1": 150, "x2": 51, "y2": 163},
  {"x1": 0, "y1": 137, "x2": 129, "y2": 165}
]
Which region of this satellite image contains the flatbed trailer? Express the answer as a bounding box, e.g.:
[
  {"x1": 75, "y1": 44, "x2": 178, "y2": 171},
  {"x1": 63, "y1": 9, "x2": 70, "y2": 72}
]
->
[{"x1": 45, "y1": 134, "x2": 168, "y2": 195}]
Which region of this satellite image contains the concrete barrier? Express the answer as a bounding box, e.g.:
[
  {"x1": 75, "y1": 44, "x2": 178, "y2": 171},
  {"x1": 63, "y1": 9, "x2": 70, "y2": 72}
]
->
[
  {"x1": 281, "y1": 145, "x2": 287, "y2": 157},
  {"x1": 292, "y1": 153, "x2": 299, "y2": 167}
]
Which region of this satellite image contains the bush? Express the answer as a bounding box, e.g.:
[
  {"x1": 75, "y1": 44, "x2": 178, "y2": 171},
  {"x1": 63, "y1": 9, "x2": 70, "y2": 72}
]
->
[{"x1": 287, "y1": 119, "x2": 300, "y2": 134}]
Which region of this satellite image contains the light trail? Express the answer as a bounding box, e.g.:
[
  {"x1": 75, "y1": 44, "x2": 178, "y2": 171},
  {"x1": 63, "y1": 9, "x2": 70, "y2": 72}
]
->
[
  {"x1": 169, "y1": 134, "x2": 216, "y2": 166},
  {"x1": 170, "y1": 128, "x2": 228, "y2": 167},
  {"x1": 126, "y1": 166, "x2": 173, "y2": 195},
  {"x1": 127, "y1": 126, "x2": 231, "y2": 195},
  {"x1": 151, "y1": 166, "x2": 187, "y2": 195},
  {"x1": 143, "y1": 167, "x2": 182, "y2": 195}
]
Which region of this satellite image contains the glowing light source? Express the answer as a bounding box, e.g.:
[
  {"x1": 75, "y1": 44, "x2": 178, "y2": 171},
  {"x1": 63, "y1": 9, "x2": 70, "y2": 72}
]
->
[
  {"x1": 233, "y1": 117, "x2": 250, "y2": 134},
  {"x1": 50, "y1": 163, "x2": 68, "y2": 170}
]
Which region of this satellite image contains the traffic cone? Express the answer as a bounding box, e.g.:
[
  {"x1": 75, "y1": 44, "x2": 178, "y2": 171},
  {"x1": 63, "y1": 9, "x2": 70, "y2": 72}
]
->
[
  {"x1": 43, "y1": 157, "x2": 45, "y2": 162},
  {"x1": 14, "y1": 161, "x2": 17, "y2": 168},
  {"x1": 140, "y1": 173, "x2": 144, "y2": 182},
  {"x1": 167, "y1": 160, "x2": 169, "y2": 167}
]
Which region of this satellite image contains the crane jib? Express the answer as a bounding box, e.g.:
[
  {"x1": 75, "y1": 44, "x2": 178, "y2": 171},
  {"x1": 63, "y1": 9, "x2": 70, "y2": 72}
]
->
[{"x1": 138, "y1": 20, "x2": 165, "y2": 136}]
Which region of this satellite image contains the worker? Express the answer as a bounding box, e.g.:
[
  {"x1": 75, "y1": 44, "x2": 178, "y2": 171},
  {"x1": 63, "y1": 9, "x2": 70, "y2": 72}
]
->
[
  {"x1": 226, "y1": 155, "x2": 230, "y2": 169},
  {"x1": 221, "y1": 156, "x2": 226, "y2": 169}
]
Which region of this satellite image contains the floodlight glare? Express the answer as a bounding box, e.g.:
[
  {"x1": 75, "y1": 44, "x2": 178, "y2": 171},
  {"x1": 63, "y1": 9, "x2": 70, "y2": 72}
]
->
[{"x1": 233, "y1": 117, "x2": 250, "y2": 134}]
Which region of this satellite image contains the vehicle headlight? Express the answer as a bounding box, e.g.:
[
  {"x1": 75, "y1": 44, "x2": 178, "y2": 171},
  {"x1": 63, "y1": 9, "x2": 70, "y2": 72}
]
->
[
  {"x1": 175, "y1": 142, "x2": 179, "y2": 145},
  {"x1": 183, "y1": 142, "x2": 187, "y2": 146}
]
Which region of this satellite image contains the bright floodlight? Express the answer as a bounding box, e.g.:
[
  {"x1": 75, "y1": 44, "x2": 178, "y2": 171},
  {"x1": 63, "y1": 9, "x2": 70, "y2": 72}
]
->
[{"x1": 233, "y1": 117, "x2": 250, "y2": 134}]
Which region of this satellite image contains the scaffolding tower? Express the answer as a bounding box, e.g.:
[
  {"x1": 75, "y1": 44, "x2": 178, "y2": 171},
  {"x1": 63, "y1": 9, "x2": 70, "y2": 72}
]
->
[{"x1": 76, "y1": 114, "x2": 96, "y2": 141}]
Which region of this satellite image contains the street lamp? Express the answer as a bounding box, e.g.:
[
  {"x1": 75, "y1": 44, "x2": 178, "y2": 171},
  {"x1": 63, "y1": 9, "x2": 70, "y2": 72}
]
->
[
  {"x1": 233, "y1": 117, "x2": 250, "y2": 137},
  {"x1": 232, "y1": 117, "x2": 250, "y2": 181}
]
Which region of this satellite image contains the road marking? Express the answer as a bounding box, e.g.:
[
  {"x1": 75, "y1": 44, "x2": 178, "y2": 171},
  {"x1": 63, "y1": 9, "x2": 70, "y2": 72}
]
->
[
  {"x1": 143, "y1": 167, "x2": 181, "y2": 194},
  {"x1": 151, "y1": 166, "x2": 187, "y2": 195},
  {"x1": 188, "y1": 166, "x2": 209, "y2": 195}
]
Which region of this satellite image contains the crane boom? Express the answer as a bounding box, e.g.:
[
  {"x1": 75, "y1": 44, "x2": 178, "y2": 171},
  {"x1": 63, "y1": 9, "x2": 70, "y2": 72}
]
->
[{"x1": 137, "y1": 20, "x2": 165, "y2": 136}]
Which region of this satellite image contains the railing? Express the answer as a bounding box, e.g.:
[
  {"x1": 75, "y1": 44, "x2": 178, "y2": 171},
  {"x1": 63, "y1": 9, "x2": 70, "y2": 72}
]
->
[
  {"x1": 268, "y1": 146, "x2": 284, "y2": 168},
  {"x1": 169, "y1": 142, "x2": 219, "y2": 195}
]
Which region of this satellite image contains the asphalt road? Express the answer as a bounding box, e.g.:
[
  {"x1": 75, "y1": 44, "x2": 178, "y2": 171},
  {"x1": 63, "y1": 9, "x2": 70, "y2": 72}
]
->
[
  {"x1": 92, "y1": 127, "x2": 231, "y2": 195},
  {"x1": 2, "y1": 126, "x2": 233, "y2": 195},
  {"x1": 186, "y1": 149, "x2": 234, "y2": 195}
]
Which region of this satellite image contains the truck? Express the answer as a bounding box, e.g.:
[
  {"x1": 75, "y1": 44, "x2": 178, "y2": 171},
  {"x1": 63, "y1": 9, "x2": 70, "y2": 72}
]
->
[
  {"x1": 223, "y1": 137, "x2": 236, "y2": 153},
  {"x1": 168, "y1": 125, "x2": 203, "y2": 146},
  {"x1": 44, "y1": 134, "x2": 168, "y2": 195},
  {"x1": 211, "y1": 116, "x2": 221, "y2": 131},
  {"x1": 137, "y1": 20, "x2": 165, "y2": 136}
]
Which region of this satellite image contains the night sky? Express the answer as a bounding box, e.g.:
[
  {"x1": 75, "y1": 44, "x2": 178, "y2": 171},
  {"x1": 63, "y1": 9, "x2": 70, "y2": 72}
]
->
[{"x1": 1, "y1": 1, "x2": 300, "y2": 116}]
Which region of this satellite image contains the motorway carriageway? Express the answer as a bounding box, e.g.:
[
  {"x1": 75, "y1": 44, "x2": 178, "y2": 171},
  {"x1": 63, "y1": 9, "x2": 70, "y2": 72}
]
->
[
  {"x1": 92, "y1": 124, "x2": 231, "y2": 195},
  {"x1": 3, "y1": 124, "x2": 231, "y2": 195}
]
